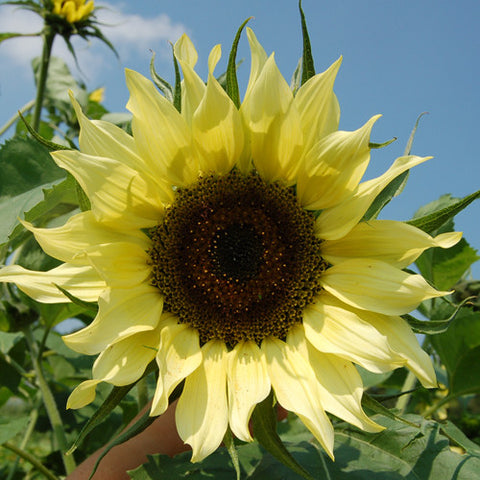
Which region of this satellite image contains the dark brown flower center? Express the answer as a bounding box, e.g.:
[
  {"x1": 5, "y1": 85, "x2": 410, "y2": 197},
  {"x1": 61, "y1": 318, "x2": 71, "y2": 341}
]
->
[{"x1": 148, "y1": 171, "x2": 326, "y2": 346}]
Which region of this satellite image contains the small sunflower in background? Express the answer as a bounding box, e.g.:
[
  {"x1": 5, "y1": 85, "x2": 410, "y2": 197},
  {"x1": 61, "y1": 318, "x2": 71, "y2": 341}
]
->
[{"x1": 0, "y1": 26, "x2": 461, "y2": 462}]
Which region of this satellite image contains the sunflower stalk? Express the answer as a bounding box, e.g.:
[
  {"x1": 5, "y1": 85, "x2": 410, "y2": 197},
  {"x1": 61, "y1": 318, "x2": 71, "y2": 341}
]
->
[
  {"x1": 32, "y1": 25, "x2": 56, "y2": 132},
  {"x1": 23, "y1": 326, "x2": 76, "y2": 474}
]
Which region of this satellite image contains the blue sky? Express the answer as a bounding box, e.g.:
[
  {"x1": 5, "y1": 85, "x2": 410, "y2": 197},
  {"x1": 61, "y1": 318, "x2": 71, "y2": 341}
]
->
[{"x1": 0, "y1": 0, "x2": 479, "y2": 276}]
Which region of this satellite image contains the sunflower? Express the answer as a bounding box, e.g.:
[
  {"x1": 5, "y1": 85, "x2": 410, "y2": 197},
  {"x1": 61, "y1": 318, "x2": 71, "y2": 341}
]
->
[
  {"x1": 52, "y1": 0, "x2": 94, "y2": 24},
  {"x1": 0, "y1": 29, "x2": 461, "y2": 461}
]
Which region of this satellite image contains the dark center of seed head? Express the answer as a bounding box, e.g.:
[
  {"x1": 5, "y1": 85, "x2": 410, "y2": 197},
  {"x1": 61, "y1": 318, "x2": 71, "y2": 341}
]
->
[{"x1": 211, "y1": 224, "x2": 263, "y2": 282}]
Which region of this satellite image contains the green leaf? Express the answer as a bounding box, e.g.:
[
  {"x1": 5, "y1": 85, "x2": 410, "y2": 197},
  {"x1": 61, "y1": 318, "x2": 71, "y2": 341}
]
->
[
  {"x1": 440, "y1": 420, "x2": 480, "y2": 457},
  {"x1": 18, "y1": 111, "x2": 71, "y2": 151},
  {"x1": 404, "y1": 297, "x2": 474, "y2": 334},
  {"x1": 324, "y1": 414, "x2": 480, "y2": 479},
  {"x1": 171, "y1": 43, "x2": 182, "y2": 113},
  {"x1": 88, "y1": 409, "x2": 156, "y2": 480},
  {"x1": 0, "y1": 416, "x2": 30, "y2": 445},
  {"x1": 0, "y1": 136, "x2": 65, "y2": 197},
  {"x1": 223, "y1": 428, "x2": 241, "y2": 480},
  {"x1": 430, "y1": 307, "x2": 480, "y2": 397},
  {"x1": 408, "y1": 190, "x2": 480, "y2": 234},
  {"x1": 363, "y1": 170, "x2": 409, "y2": 221},
  {"x1": 68, "y1": 383, "x2": 136, "y2": 455},
  {"x1": 0, "y1": 32, "x2": 39, "y2": 43},
  {"x1": 369, "y1": 136, "x2": 397, "y2": 149},
  {"x1": 149, "y1": 50, "x2": 174, "y2": 103},
  {"x1": 416, "y1": 236, "x2": 479, "y2": 291},
  {"x1": 290, "y1": 57, "x2": 302, "y2": 94},
  {"x1": 32, "y1": 56, "x2": 88, "y2": 111},
  {"x1": 226, "y1": 18, "x2": 251, "y2": 108},
  {"x1": 0, "y1": 331, "x2": 23, "y2": 354},
  {"x1": 362, "y1": 393, "x2": 420, "y2": 428},
  {"x1": 299, "y1": 0, "x2": 315, "y2": 85},
  {"x1": 54, "y1": 284, "x2": 98, "y2": 313},
  {"x1": 251, "y1": 392, "x2": 316, "y2": 480}
]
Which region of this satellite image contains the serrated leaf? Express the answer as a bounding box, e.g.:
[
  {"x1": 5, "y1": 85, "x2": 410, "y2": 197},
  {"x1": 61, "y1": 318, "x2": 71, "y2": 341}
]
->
[
  {"x1": 226, "y1": 18, "x2": 251, "y2": 108},
  {"x1": 299, "y1": 0, "x2": 315, "y2": 85},
  {"x1": 362, "y1": 393, "x2": 420, "y2": 428},
  {"x1": 251, "y1": 392, "x2": 316, "y2": 480},
  {"x1": 408, "y1": 190, "x2": 480, "y2": 234},
  {"x1": 439, "y1": 420, "x2": 480, "y2": 456}
]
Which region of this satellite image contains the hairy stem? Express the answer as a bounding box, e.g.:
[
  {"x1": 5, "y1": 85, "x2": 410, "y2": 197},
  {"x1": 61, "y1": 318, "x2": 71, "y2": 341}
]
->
[{"x1": 32, "y1": 27, "x2": 55, "y2": 132}]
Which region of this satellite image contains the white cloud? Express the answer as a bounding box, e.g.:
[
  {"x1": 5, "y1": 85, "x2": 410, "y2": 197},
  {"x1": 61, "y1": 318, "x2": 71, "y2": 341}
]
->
[{"x1": 0, "y1": 3, "x2": 188, "y2": 79}]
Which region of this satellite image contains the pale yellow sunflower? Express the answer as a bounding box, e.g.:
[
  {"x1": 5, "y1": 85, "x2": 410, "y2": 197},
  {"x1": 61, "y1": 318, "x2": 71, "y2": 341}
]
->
[
  {"x1": 0, "y1": 29, "x2": 462, "y2": 461},
  {"x1": 53, "y1": 0, "x2": 94, "y2": 24}
]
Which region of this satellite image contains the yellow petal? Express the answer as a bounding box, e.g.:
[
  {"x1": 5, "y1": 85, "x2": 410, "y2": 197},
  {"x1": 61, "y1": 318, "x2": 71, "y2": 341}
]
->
[
  {"x1": 66, "y1": 379, "x2": 100, "y2": 409},
  {"x1": 52, "y1": 150, "x2": 164, "y2": 229},
  {"x1": 21, "y1": 211, "x2": 149, "y2": 265},
  {"x1": 322, "y1": 219, "x2": 463, "y2": 268},
  {"x1": 244, "y1": 27, "x2": 268, "y2": 105},
  {"x1": 295, "y1": 57, "x2": 342, "y2": 152},
  {"x1": 227, "y1": 341, "x2": 271, "y2": 442},
  {"x1": 174, "y1": 35, "x2": 206, "y2": 124},
  {"x1": 303, "y1": 294, "x2": 406, "y2": 373},
  {"x1": 369, "y1": 314, "x2": 437, "y2": 388},
  {"x1": 176, "y1": 340, "x2": 228, "y2": 462},
  {"x1": 262, "y1": 336, "x2": 334, "y2": 459},
  {"x1": 63, "y1": 286, "x2": 163, "y2": 355},
  {"x1": 241, "y1": 55, "x2": 303, "y2": 183},
  {"x1": 287, "y1": 326, "x2": 383, "y2": 433},
  {"x1": 92, "y1": 328, "x2": 160, "y2": 385},
  {"x1": 297, "y1": 115, "x2": 380, "y2": 210},
  {"x1": 125, "y1": 69, "x2": 198, "y2": 186},
  {"x1": 151, "y1": 319, "x2": 202, "y2": 417},
  {"x1": 316, "y1": 155, "x2": 431, "y2": 240},
  {"x1": 77, "y1": 242, "x2": 151, "y2": 288},
  {"x1": 321, "y1": 258, "x2": 449, "y2": 315},
  {"x1": 0, "y1": 263, "x2": 104, "y2": 304},
  {"x1": 192, "y1": 72, "x2": 244, "y2": 174}
]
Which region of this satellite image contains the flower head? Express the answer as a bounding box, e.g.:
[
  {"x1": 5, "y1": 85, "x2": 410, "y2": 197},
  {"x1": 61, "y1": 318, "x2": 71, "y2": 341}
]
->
[
  {"x1": 53, "y1": 0, "x2": 94, "y2": 24},
  {"x1": 0, "y1": 29, "x2": 462, "y2": 461}
]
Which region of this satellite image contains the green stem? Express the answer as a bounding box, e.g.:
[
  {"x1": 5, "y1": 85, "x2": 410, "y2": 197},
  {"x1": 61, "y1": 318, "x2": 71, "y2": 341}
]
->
[
  {"x1": 0, "y1": 99, "x2": 35, "y2": 137},
  {"x1": 2, "y1": 442, "x2": 59, "y2": 480},
  {"x1": 32, "y1": 27, "x2": 56, "y2": 132},
  {"x1": 395, "y1": 370, "x2": 418, "y2": 413},
  {"x1": 24, "y1": 327, "x2": 76, "y2": 474}
]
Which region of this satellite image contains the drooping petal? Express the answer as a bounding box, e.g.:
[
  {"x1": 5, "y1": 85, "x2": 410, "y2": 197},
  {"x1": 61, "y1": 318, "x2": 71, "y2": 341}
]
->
[
  {"x1": 51, "y1": 150, "x2": 164, "y2": 229},
  {"x1": 321, "y1": 258, "x2": 449, "y2": 315},
  {"x1": 368, "y1": 314, "x2": 437, "y2": 387},
  {"x1": 151, "y1": 319, "x2": 202, "y2": 417},
  {"x1": 316, "y1": 155, "x2": 431, "y2": 240},
  {"x1": 192, "y1": 53, "x2": 244, "y2": 174},
  {"x1": 322, "y1": 219, "x2": 462, "y2": 268},
  {"x1": 174, "y1": 34, "x2": 206, "y2": 124},
  {"x1": 176, "y1": 340, "x2": 228, "y2": 463},
  {"x1": 125, "y1": 69, "x2": 198, "y2": 186},
  {"x1": 63, "y1": 286, "x2": 163, "y2": 355},
  {"x1": 0, "y1": 263, "x2": 105, "y2": 304},
  {"x1": 77, "y1": 242, "x2": 151, "y2": 288},
  {"x1": 21, "y1": 211, "x2": 149, "y2": 265},
  {"x1": 241, "y1": 55, "x2": 303, "y2": 183},
  {"x1": 92, "y1": 328, "x2": 161, "y2": 385},
  {"x1": 66, "y1": 379, "x2": 100, "y2": 409},
  {"x1": 297, "y1": 115, "x2": 380, "y2": 210},
  {"x1": 303, "y1": 294, "x2": 406, "y2": 373},
  {"x1": 262, "y1": 336, "x2": 334, "y2": 459},
  {"x1": 287, "y1": 326, "x2": 383, "y2": 433},
  {"x1": 227, "y1": 340, "x2": 271, "y2": 442},
  {"x1": 294, "y1": 57, "x2": 342, "y2": 152}
]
